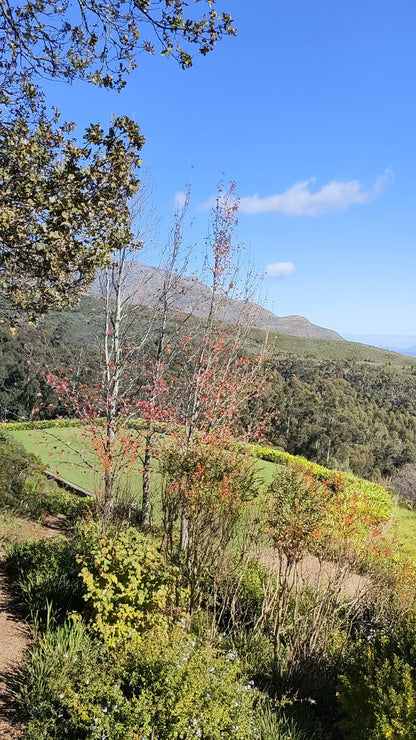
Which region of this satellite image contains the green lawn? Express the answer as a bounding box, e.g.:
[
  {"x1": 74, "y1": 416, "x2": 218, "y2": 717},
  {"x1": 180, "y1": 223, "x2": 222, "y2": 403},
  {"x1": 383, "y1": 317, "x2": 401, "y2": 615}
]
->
[
  {"x1": 10, "y1": 427, "x2": 163, "y2": 506},
  {"x1": 12, "y1": 427, "x2": 277, "y2": 492},
  {"x1": 253, "y1": 458, "x2": 277, "y2": 485},
  {"x1": 391, "y1": 504, "x2": 416, "y2": 563},
  {"x1": 13, "y1": 424, "x2": 416, "y2": 564},
  {"x1": 12, "y1": 427, "x2": 104, "y2": 492},
  {"x1": 10, "y1": 427, "x2": 276, "y2": 529}
]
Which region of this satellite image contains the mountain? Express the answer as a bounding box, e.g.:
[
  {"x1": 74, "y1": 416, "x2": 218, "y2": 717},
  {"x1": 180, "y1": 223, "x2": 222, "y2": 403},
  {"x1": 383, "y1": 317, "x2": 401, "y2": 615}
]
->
[{"x1": 94, "y1": 262, "x2": 342, "y2": 341}]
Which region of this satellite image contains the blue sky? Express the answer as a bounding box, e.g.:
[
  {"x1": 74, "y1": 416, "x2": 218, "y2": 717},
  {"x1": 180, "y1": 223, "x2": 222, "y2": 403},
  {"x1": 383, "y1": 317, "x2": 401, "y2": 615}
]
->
[{"x1": 42, "y1": 0, "x2": 416, "y2": 340}]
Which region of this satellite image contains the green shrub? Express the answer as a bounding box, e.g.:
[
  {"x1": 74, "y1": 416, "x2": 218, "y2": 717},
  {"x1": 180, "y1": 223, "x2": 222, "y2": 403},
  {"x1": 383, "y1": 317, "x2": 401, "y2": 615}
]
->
[
  {"x1": 238, "y1": 560, "x2": 269, "y2": 627},
  {"x1": 17, "y1": 620, "x2": 263, "y2": 740},
  {"x1": 6, "y1": 522, "x2": 98, "y2": 623},
  {"x1": 338, "y1": 617, "x2": 416, "y2": 739},
  {"x1": 0, "y1": 417, "x2": 166, "y2": 432},
  {"x1": 0, "y1": 430, "x2": 35, "y2": 505},
  {"x1": 251, "y1": 443, "x2": 393, "y2": 529},
  {"x1": 0, "y1": 418, "x2": 91, "y2": 431},
  {"x1": 226, "y1": 630, "x2": 274, "y2": 684},
  {"x1": 125, "y1": 627, "x2": 261, "y2": 739},
  {"x1": 255, "y1": 702, "x2": 317, "y2": 740},
  {"x1": 161, "y1": 438, "x2": 260, "y2": 618},
  {"x1": 265, "y1": 465, "x2": 328, "y2": 561},
  {"x1": 78, "y1": 528, "x2": 185, "y2": 648},
  {"x1": 16, "y1": 620, "x2": 142, "y2": 740}
]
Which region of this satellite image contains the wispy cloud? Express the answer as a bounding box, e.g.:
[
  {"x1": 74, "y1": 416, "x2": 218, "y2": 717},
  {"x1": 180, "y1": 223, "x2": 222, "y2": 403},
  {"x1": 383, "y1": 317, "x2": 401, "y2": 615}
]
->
[
  {"x1": 174, "y1": 191, "x2": 187, "y2": 209},
  {"x1": 200, "y1": 170, "x2": 392, "y2": 217},
  {"x1": 239, "y1": 171, "x2": 392, "y2": 216},
  {"x1": 266, "y1": 261, "x2": 296, "y2": 278}
]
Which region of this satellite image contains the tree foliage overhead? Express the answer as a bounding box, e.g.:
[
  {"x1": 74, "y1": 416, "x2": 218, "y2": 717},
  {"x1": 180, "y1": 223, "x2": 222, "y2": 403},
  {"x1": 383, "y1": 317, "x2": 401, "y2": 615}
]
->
[
  {"x1": 0, "y1": 108, "x2": 144, "y2": 313},
  {"x1": 0, "y1": 0, "x2": 235, "y2": 314},
  {"x1": 0, "y1": 0, "x2": 236, "y2": 94}
]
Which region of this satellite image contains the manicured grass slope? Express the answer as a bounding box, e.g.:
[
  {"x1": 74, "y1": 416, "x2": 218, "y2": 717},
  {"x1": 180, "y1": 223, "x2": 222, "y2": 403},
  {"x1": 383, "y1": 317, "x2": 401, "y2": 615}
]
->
[
  {"x1": 12, "y1": 421, "x2": 416, "y2": 563},
  {"x1": 10, "y1": 426, "x2": 164, "y2": 503},
  {"x1": 8, "y1": 423, "x2": 391, "y2": 517},
  {"x1": 10, "y1": 426, "x2": 276, "y2": 496}
]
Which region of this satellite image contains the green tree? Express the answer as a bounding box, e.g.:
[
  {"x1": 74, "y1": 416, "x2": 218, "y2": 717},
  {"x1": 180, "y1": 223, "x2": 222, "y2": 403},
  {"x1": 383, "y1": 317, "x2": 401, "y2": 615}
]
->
[
  {"x1": 0, "y1": 0, "x2": 235, "y2": 314},
  {"x1": 0, "y1": 0, "x2": 236, "y2": 96},
  {"x1": 0, "y1": 110, "x2": 143, "y2": 313}
]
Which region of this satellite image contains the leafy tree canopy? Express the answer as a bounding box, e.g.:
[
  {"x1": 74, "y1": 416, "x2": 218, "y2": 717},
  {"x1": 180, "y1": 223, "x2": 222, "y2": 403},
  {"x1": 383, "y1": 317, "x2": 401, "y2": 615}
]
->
[
  {"x1": 0, "y1": 0, "x2": 235, "y2": 314},
  {"x1": 0, "y1": 107, "x2": 144, "y2": 314},
  {"x1": 0, "y1": 0, "x2": 236, "y2": 95}
]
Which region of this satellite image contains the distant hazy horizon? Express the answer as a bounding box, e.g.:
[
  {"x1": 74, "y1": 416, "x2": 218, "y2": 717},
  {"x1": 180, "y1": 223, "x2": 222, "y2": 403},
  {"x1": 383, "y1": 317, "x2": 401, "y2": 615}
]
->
[{"x1": 344, "y1": 333, "x2": 416, "y2": 352}]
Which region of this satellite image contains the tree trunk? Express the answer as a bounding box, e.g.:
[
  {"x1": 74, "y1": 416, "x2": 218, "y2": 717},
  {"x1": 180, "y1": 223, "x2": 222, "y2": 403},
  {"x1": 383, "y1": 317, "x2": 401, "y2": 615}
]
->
[{"x1": 141, "y1": 423, "x2": 152, "y2": 526}]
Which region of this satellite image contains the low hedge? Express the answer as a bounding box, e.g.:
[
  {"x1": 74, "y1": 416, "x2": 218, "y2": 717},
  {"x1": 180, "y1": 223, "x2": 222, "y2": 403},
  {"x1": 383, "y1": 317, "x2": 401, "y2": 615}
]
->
[
  {"x1": 250, "y1": 443, "x2": 393, "y2": 524},
  {"x1": 0, "y1": 417, "x2": 168, "y2": 432},
  {"x1": 0, "y1": 418, "x2": 89, "y2": 431}
]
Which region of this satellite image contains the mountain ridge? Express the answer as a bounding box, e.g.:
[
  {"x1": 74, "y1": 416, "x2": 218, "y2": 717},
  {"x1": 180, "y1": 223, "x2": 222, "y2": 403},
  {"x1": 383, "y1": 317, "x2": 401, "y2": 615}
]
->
[{"x1": 93, "y1": 261, "x2": 342, "y2": 341}]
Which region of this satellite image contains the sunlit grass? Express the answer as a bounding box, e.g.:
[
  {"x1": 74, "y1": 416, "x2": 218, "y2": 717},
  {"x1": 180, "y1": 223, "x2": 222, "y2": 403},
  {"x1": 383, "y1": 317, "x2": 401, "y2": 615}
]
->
[
  {"x1": 391, "y1": 504, "x2": 416, "y2": 563},
  {"x1": 10, "y1": 427, "x2": 163, "y2": 507},
  {"x1": 12, "y1": 428, "x2": 276, "y2": 494}
]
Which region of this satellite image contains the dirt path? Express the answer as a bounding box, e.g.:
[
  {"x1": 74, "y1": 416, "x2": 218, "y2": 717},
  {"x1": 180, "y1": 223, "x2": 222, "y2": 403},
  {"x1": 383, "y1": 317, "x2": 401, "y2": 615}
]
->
[{"x1": 0, "y1": 515, "x2": 66, "y2": 739}]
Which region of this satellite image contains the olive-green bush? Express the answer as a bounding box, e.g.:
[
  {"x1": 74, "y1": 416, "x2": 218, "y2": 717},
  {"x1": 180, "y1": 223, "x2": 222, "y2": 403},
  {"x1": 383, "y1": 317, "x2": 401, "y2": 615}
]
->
[
  {"x1": 338, "y1": 618, "x2": 416, "y2": 739},
  {"x1": 6, "y1": 522, "x2": 98, "y2": 623}
]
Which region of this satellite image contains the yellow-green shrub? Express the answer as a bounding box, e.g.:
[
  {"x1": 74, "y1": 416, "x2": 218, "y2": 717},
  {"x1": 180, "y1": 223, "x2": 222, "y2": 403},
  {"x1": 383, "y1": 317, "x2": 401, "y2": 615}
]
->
[
  {"x1": 78, "y1": 528, "x2": 185, "y2": 647},
  {"x1": 125, "y1": 626, "x2": 260, "y2": 739},
  {"x1": 19, "y1": 620, "x2": 262, "y2": 740}
]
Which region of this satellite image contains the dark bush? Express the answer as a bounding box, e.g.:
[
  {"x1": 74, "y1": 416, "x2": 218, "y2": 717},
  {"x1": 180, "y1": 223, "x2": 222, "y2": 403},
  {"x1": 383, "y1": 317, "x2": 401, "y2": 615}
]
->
[{"x1": 6, "y1": 522, "x2": 99, "y2": 624}]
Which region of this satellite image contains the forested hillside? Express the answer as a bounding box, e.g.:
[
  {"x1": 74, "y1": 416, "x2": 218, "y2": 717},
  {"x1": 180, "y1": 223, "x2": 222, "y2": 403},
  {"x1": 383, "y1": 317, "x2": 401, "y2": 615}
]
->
[
  {"x1": 2, "y1": 296, "x2": 416, "y2": 485},
  {"x1": 266, "y1": 357, "x2": 416, "y2": 478}
]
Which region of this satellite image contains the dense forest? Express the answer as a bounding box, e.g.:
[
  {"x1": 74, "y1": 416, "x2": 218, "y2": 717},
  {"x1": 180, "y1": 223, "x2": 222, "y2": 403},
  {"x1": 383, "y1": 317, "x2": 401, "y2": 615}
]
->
[{"x1": 268, "y1": 357, "x2": 416, "y2": 479}]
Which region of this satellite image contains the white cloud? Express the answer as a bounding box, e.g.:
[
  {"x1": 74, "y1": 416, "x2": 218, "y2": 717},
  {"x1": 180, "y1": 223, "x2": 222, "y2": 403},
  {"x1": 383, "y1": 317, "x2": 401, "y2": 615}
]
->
[
  {"x1": 174, "y1": 191, "x2": 187, "y2": 209},
  {"x1": 198, "y1": 191, "x2": 239, "y2": 212},
  {"x1": 236, "y1": 170, "x2": 393, "y2": 217},
  {"x1": 266, "y1": 261, "x2": 296, "y2": 277}
]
